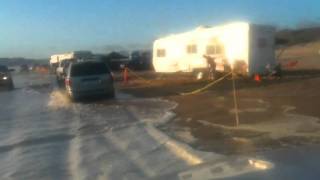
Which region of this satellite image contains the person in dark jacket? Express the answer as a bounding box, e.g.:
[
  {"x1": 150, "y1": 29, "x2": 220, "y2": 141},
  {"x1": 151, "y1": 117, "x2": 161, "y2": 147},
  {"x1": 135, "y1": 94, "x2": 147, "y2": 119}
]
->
[{"x1": 203, "y1": 55, "x2": 216, "y2": 80}]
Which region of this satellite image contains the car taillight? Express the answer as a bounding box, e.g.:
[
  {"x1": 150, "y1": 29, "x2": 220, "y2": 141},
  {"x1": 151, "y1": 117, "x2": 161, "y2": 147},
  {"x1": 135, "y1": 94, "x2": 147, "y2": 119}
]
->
[
  {"x1": 110, "y1": 72, "x2": 114, "y2": 81},
  {"x1": 65, "y1": 78, "x2": 71, "y2": 86}
]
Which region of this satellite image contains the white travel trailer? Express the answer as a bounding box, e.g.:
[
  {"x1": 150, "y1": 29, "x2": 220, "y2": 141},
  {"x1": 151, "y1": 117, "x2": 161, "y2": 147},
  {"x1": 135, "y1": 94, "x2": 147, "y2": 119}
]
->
[
  {"x1": 153, "y1": 22, "x2": 276, "y2": 76},
  {"x1": 50, "y1": 51, "x2": 93, "y2": 65},
  {"x1": 50, "y1": 51, "x2": 93, "y2": 79}
]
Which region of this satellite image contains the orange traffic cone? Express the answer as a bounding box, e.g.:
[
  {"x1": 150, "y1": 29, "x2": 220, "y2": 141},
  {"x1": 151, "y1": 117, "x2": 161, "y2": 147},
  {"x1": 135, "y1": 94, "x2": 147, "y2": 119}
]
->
[
  {"x1": 254, "y1": 74, "x2": 261, "y2": 82},
  {"x1": 123, "y1": 67, "x2": 129, "y2": 83}
]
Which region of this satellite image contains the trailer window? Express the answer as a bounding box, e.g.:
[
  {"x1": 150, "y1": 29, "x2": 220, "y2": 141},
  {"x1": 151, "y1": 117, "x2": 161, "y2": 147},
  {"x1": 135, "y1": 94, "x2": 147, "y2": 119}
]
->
[
  {"x1": 157, "y1": 49, "x2": 166, "y2": 57},
  {"x1": 206, "y1": 45, "x2": 215, "y2": 55},
  {"x1": 216, "y1": 45, "x2": 224, "y2": 54},
  {"x1": 187, "y1": 45, "x2": 197, "y2": 54},
  {"x1": 206, "y1": 45, "x2": 224, "y2": 55}
]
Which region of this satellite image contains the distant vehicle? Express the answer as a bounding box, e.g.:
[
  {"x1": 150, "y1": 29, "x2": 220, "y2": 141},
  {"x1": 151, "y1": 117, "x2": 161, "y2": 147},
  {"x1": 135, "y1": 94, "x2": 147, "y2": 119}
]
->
[
  {"x1": 153, "y1": 22, "x2": 276, "y2": 76},
  {"x1": 0, "y1": 65, "x2": 14, "y2": 89},
  {"x1": 20, "y1": 64, "x2": 29, "y2": 73},
  {"x1": 50, "y1": 51, "x2": 94, "y2": 80},
  {"x1": 50, "y1": 51, "x2": 93, "y2": 67},
  {"x1": 128, "y1": 50, "x2": 153, "y2": 70},
  {"x1": 103, "y1": 51, "x2": 130, "y2": 71},
  {"x1": 65, "y1": 61, "x2": 115, "y2": 100}
]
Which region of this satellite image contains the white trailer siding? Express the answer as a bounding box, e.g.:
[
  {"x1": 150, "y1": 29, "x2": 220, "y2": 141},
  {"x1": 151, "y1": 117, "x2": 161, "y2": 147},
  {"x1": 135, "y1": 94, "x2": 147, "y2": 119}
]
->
[
  {"x1": 50, "y1": 51, "x2": 93, "y2": 65},
  {"x1": 153, "y1": 22, "x2": 275, "y2": 75},
  {"x1": 50, "y1": 54, "x2": 74, "y2": 64},
  {"x1": 248, "y1": 25, "x2": 276, "y2": 75}
]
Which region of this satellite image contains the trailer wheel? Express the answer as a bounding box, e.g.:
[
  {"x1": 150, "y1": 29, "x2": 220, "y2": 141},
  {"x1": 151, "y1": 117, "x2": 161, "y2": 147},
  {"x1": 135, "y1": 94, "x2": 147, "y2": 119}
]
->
[
  {"x1": 193, "y1": 69, "x2": 207, "y2": 80},
  {"x1": 196, "y1": 71, "x2": 204, "y2": 80}
]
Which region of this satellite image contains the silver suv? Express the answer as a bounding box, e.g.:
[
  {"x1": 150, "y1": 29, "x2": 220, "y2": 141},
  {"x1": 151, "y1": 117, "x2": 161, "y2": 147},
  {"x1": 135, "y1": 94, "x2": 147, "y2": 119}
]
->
[{"x1": 65, "y1": 61, "x2": 115, "y2": 100}]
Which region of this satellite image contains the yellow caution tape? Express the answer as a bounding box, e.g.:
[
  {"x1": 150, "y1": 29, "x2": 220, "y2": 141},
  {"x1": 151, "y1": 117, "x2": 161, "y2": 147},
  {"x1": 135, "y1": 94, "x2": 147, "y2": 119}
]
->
[
  {"x1": 180, "y1": 72, "x2": 232, "y2": 96},
  {"x1": 125, "y1": 67, "x2": 231, "y2": 96}
]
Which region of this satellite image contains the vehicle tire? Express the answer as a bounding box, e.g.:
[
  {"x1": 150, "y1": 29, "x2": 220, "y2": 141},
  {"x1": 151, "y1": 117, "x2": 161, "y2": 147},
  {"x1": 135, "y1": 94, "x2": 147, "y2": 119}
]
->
[
  {"x1": 108, "y1": 89, "x2": 115, "y2": 98},
  {"x1": 68, "y1": 91, "x2": 79, "y2": 102},
  {"x1": 69, "y1": 95, "x2": 78, "y2": 102},
  {"x1": 56, "y1": 77, "x2": 65, "y2": 88},
  {"x1": 6, "y1": 81, "x2": 14, "y2": 90},
  {"x1": 56, "y1": 76, "x2": 60, "y2": 84},
  {"x1": 193, "y1": 69, "x2": 206, "y2": 80}
]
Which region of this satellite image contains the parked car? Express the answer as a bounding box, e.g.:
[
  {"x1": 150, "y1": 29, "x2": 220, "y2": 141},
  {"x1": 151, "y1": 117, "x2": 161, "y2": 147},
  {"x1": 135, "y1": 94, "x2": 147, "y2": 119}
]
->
[
  {"x1": 0, "y1": 65, "x2": 14, "y2": 90},
  {"x1": 65, "y1": 61, "x2": 115, "y2": 100}
]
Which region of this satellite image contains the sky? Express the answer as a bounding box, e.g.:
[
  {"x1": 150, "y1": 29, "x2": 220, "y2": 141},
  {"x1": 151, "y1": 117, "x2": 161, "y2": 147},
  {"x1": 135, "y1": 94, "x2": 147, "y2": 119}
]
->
[{"x1": 0, "y1": 0, "x2": 320, "y2": 59}]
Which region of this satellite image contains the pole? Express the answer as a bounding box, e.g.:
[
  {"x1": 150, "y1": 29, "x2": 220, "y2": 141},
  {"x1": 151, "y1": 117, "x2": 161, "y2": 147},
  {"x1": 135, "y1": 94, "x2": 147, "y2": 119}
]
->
[{"x1": 232, "y1": 71, "x2": 240, "y2": 126}]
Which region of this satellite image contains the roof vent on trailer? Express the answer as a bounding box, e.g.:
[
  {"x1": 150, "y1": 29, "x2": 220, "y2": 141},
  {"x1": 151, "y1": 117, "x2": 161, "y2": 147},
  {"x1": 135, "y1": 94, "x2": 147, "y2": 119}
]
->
[{"x1": 196, "y1": 25, "x2": 211, "y2": 30}]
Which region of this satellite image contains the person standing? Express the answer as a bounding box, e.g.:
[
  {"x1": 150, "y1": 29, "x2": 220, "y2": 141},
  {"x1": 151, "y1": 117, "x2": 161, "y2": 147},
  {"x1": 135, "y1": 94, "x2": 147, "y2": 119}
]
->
[
  {"x1": 273, "y1": 63, "x2": 282, "y2": 79},
  {"x1": 203, "y1": 55, "x2": 216, "y2": 80}
]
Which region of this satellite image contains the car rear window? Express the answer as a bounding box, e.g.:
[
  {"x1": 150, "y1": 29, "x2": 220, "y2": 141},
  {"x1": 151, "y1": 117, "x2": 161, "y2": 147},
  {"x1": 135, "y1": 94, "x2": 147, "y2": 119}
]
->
[
  {"x1": 71, "y1": 62, "x2": 110, "y2": 77},
  {"x1": 0, "y1": 66, "x2": 8, "y2": 72}
]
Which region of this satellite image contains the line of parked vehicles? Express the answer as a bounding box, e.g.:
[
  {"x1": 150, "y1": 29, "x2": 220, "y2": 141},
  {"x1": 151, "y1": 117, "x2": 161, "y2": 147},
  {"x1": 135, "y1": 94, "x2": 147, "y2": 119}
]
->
[
  {"x1": 52, "y1": 56, "x2": 115, "y2": 101},
  {"x1": 0, "y1": 59, "x2": 115, "y2": 102},
  {"x1": 51, "y1": 50, "x2": 152, "y2": 101}
]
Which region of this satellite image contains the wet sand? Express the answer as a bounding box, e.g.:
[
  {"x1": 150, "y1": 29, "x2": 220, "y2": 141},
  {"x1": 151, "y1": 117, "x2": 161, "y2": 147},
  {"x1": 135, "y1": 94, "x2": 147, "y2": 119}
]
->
[{"x1": 120, "y1": 71, "x2": 320, "y2": 155}]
